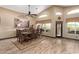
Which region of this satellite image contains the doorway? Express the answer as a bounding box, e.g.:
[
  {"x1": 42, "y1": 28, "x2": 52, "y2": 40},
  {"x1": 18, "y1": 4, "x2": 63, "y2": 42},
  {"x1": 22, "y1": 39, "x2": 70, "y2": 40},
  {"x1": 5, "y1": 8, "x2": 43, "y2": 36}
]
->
[{"x1": 56, "y1": 21, "x2": 63, "y2": 38}]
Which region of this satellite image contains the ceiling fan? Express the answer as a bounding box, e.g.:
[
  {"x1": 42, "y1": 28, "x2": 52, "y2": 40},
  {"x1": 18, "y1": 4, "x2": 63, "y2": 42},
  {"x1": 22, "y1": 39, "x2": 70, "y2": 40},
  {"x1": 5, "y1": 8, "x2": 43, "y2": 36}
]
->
[{"x1": 26, "y1": 5, "x2": 38, "y2": 17}]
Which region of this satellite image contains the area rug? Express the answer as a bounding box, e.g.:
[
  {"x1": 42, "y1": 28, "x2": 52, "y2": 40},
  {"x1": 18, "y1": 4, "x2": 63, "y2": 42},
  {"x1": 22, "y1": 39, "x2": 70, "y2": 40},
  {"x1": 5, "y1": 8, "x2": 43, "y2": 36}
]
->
[{"x1": 11, "y1": 38, "x2": 44, "y2": 50}]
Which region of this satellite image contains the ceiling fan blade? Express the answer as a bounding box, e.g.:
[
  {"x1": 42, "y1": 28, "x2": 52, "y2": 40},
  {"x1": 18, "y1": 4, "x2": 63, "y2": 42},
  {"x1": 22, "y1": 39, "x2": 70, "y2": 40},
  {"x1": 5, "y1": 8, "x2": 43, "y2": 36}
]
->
[{"x1": 31, "y1": 14, "x2": 38, "y2": 16}]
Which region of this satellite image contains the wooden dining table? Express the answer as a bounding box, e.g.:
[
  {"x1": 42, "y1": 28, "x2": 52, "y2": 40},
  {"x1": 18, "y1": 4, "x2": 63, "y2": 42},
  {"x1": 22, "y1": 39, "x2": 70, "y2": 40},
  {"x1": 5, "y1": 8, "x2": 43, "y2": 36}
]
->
[
  {"x1": 19, "y1": 32, "x2": 32, "y2": 43},
  {"x1": 22, "y1": 32, "x2": 31, "y2": 35},
  {"x1": 16, "y1": 28, "x2": 40, "y2": 44}
]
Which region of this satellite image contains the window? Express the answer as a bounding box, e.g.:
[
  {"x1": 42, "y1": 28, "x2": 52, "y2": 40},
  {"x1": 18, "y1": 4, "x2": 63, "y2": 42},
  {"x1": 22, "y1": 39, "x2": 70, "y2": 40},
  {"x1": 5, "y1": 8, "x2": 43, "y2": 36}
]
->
[
  {"x1": 67, "y1": 22, "x2": 76, "y2": 34},
  {"x1": 36, "y1": 23, "x2": 51, "y2": 32},
  {"x1": 66, "y1": 17, "x2": 79, "y2": 34},
  {"x1": 75, "y1": 22, "x2": 79, "y2": 34},
  {"x1": 42, "y1": 23, "x2": 51, "y2": 32}
]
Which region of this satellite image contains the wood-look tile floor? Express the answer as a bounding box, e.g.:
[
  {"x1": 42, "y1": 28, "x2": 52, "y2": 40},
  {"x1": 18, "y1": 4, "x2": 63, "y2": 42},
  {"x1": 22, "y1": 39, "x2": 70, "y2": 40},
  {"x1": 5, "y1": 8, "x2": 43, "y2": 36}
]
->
[{"x1": 0, "y1": 36, "x2": 79, "y2": 54}]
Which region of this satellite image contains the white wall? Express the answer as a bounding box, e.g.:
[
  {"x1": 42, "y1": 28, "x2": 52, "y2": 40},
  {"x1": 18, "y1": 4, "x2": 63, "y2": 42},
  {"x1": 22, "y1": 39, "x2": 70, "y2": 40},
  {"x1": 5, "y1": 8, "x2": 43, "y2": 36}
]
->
[
  {"x1": 0, "y1": 7, "x2": 36, "y2": 39},
  {"x1": 36, "y1": 6, "x2": 79, "y2": 40},
  {"x1": 36, "y1": 6, "x2": 64, "y2": 37},
  {"x1": 0, "y1": 5, "x2": 77, "y2": 39},
  {"x1": 36, "y1": 7, "x2": 53, "y2": 37}
]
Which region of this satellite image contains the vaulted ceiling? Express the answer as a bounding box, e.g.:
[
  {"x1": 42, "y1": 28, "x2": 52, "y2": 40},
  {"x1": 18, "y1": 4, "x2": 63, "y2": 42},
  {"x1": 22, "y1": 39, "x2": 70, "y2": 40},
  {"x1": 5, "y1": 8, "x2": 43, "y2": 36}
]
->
[{"x1": 0, "y1": 5, "x2": 51, "y2": 14}]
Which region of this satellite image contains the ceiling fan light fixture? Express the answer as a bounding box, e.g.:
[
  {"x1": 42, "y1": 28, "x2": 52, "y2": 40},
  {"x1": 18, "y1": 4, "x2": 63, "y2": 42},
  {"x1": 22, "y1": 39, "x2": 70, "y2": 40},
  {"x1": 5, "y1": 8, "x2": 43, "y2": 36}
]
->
[{"x1": 26, "y1": 5, "x2": 37, "y2": 17}]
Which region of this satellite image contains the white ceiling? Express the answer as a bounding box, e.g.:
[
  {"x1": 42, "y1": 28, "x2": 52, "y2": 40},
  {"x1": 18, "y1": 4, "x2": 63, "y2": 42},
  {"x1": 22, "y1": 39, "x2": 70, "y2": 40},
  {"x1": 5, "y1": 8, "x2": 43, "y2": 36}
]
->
[{"x1": 0, "y1": 5, "x2": 51, "y2": 14}]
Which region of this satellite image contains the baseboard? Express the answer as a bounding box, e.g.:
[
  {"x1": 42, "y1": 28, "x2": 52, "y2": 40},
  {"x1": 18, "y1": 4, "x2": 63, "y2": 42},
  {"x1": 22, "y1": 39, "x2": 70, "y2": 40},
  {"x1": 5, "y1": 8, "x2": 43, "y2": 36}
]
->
[
  {"x1": 0, "y1": 35, "x2": 78, "y2": 41},
  {"x1": 62, "y1": 37, "x2": 79, "y2": 41},
  {"x1": 0, "y1": 36, "x2": 16, "y2": 40},
  {"x1": 42, "y1": 35, "x2": 56, "y2": 38},
  {"x1": 42, "y1": 35, "x2": 79, "y2": 41}
]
